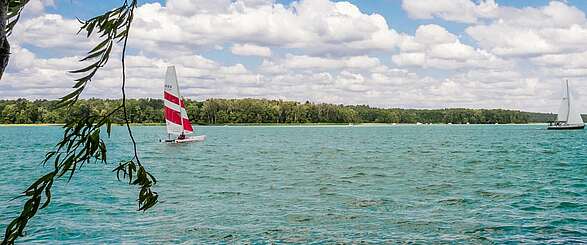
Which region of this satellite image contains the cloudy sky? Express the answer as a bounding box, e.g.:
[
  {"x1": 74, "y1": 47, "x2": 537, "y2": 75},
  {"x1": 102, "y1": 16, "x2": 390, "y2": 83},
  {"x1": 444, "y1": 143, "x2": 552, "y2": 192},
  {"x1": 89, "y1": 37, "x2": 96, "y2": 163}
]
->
[{"x1": 4, "y1": 0, "x2": 587, "y2": 113}]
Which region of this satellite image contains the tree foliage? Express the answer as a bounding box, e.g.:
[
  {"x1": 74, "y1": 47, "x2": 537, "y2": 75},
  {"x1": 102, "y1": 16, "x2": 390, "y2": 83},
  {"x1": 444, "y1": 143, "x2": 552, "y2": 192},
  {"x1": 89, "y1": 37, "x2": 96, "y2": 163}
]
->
[{"x1": 0, "y1": 98, "x2": 557, "y2": 125}]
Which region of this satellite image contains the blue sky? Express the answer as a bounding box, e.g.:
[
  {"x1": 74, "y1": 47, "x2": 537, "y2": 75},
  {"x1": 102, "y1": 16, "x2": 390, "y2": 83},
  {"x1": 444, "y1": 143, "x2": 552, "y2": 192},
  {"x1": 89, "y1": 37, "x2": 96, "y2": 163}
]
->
[
  {"x1": 5, "y1": 0, "x2": 587, "y2": 113},
  {"x1": 39, "y1": 0, "x2": 587, "y2": 67},
  {"x1": 46, "y1": 0, "x2": 587, "y2": 33}
]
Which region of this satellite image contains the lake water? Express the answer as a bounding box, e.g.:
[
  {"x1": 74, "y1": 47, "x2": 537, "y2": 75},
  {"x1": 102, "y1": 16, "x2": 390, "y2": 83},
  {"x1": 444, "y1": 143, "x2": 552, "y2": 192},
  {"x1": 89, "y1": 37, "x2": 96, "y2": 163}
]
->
[{"x1": 0, "y1": 125, "x2": 586, "y2": 244}]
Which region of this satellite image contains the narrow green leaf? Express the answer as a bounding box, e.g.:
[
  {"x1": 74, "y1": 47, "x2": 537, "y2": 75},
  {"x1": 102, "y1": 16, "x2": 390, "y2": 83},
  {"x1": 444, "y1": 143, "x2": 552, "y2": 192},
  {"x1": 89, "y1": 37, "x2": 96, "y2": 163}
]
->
[
  {"x1": 86, "y1": 22, "x2": 96, "y2": 37},
  {"x1": 80, "y1": 49, "x2": 105, "y2": 62},
  {"x1": 88, "y1": 39, "x2": 111, "y2": 55},
  {"x1": 69, "y1": 61, "x2": 99, "y2": 74}
]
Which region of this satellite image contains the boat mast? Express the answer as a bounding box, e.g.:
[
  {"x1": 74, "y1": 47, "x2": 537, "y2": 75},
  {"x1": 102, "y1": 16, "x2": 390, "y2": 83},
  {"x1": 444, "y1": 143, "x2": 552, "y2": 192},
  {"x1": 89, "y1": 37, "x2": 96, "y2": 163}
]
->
[
  {"x1": 179, "y1": 99, "x2": 185, "y2": 136},
  {"x1": 566, "y1": 80, "x2": 570, "y2": 123},
  {"x1": 172, "y1": 67, "x2": 185, "y2": 136}
]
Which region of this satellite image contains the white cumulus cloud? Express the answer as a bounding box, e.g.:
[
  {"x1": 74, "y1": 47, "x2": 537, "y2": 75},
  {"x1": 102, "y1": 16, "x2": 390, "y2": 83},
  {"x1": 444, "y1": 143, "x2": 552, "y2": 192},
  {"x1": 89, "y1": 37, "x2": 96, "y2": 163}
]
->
[
  {"x1": 393, "y1": 24, "x2": 511, "y2": 69},
  {"x1": 466, "y1": 1, "x2": 587, "y2": 56},
  {"x1": 401, "y1": 0, "x2": 498, "y2": 23},
  {"x1": 231, "y1": 43, "x2": 272, "y2": 57}
]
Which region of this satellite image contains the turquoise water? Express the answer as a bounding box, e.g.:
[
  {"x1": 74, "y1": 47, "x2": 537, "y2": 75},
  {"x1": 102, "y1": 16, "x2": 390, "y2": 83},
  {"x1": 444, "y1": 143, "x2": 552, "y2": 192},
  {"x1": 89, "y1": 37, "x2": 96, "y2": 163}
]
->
[{"x1": 1, "y1": 125, "x2": 586, "y2": 244}]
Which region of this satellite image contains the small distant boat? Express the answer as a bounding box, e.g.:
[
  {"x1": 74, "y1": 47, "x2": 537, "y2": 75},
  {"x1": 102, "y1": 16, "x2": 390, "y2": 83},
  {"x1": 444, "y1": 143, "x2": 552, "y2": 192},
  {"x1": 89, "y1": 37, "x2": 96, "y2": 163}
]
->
[
  {"x1": 548, "y1": 80, "x2": 584, "y2": 130},
  {"x1": 162, "y1": 66, "x2": 207, "y2": 143}
]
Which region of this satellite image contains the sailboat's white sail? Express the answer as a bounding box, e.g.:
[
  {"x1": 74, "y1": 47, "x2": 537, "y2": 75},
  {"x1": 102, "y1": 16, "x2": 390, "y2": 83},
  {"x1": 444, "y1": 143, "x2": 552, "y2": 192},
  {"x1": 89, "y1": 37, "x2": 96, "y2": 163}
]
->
[
  {"x1": 164, "y1": 66, "x2": 183, "y2": 135},
  {"x1": 556, "y1": 81, "x2": 570, "y2": 122},
  {"x1": 179, "y1": 101, "x2": 194, "y2": 134},
  {"x1": 161, "y1": 66, "x2": 205, "y2": 142},
  {"x1": 567, "y1": 83, "x2": 584, "y2": 125},
  {"x1": 555, "y1": 80, "x2": 583, "y2": 125},
  {"x1": 163, "y1": 66, "x2": 194, "y2": 135}
]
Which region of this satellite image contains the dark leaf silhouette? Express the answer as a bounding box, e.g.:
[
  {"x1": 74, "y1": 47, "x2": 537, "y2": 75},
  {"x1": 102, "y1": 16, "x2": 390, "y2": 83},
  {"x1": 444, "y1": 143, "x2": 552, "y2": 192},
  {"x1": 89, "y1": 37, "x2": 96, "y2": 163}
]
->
[{"x1": 2, "y1": 1, "x2": 159, "y2": 244}]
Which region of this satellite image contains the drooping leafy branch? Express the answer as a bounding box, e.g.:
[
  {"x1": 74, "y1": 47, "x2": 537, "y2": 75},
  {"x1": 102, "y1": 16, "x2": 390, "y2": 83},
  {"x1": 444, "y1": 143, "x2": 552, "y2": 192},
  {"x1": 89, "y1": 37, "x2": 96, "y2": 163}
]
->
[
  {"x1": 6, "y1": 0, "x2": 30, "y2": 36},
  {"x1": 0, "y1": 0, "x2": 37, "y2": 79},
  {"x1": 114, "y1": 0, "x2": 159, "y2": 212},
  {"x1": 58, "y1": 1, "x2": 132, "y2": 107},
  {"x1": 2, "y1": 113, "x2": 112, "y2": 244},
  {"x1": 2, "y1": 0, "x2": 158, "y2": 244}
]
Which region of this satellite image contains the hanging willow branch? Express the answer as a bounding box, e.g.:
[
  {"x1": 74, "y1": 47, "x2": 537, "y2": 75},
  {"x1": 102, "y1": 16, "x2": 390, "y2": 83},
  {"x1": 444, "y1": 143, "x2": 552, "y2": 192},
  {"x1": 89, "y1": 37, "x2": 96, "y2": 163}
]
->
[
  {"x1": 2, "y1": 0, "x2": 158, "y2": 244},
  {"x1": 6, "y1": 0, "x2": 30, "y2": 36},
  {"x1": 1, "y1": 0, "x2": 31, "y2": 79}
]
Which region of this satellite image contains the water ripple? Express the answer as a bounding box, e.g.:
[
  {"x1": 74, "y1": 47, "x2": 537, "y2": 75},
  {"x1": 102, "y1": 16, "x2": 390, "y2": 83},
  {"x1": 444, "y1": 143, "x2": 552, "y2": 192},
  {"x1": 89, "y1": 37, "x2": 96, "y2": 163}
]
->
[{"x1": 0, "y1": 125, "x2": 586, "y2": 243}]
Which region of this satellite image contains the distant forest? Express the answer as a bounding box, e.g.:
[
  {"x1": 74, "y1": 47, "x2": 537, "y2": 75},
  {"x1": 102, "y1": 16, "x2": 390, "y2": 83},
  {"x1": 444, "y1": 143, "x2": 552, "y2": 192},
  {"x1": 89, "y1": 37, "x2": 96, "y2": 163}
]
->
[{"x1": 0, "y1": 98, "x2": 560, "y2": 125}]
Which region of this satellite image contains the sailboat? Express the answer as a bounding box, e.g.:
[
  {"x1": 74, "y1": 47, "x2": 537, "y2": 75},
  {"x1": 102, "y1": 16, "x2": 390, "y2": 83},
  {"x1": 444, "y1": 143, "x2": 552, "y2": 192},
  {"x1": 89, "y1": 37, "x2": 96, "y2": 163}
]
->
[
  {"x1": 162, "y1": 66, "x2": 207, "y2": 143},
  {"x1": 547, "y1": 80, "x2": 584, "y2": 130}
]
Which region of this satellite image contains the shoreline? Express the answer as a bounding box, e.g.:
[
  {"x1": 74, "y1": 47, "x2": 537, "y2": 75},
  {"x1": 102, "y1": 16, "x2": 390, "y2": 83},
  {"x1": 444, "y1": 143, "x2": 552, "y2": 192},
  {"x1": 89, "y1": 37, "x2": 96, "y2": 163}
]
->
[
  {"x1": 0, "y1": 123, "x2": 64, "y2": 127},
  {"x1": 0, "y1": 122, "x2": 548, "y2": 127}
]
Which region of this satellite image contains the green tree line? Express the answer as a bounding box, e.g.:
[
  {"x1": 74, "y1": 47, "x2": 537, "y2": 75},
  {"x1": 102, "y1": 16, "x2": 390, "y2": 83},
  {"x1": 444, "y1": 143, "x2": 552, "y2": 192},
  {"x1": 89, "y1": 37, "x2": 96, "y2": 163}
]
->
[{"x1": 0, "y1": 98, "x2": 557, "y2": 125}]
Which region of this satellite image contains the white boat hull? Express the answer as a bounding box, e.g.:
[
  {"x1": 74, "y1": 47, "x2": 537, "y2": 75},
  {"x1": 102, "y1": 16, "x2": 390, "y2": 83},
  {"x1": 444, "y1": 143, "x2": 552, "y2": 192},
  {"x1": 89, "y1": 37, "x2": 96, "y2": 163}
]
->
[
  {"x1": 163, "y1": 135, "x2": 206, "y2": 143},
  {"x1": 547, "y1": 124, "x2": 584, "y2": 130}
]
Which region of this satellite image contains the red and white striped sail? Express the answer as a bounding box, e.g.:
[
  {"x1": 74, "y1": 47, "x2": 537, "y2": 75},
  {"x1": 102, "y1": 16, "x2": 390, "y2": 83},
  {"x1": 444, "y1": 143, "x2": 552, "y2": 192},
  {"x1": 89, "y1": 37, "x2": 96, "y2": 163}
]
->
[{"x1": 164, "y1": 66, "x2": 193, "y2": 135}]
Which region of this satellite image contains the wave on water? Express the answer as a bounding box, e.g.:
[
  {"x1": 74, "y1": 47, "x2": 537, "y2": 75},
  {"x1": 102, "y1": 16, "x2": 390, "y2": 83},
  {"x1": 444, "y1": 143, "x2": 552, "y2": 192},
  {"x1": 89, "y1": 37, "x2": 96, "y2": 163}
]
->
[{"x1": 0, "y1": 125, "x2": 585, "y2": 243}]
